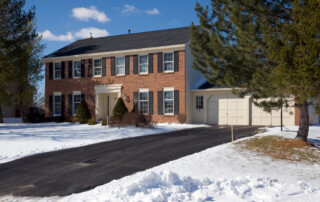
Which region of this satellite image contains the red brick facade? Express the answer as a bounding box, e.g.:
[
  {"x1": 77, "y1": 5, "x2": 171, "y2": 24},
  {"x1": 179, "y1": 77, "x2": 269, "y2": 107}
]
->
[{"x1": 45, "y1": 51, "x2": 186, "y2": 123}]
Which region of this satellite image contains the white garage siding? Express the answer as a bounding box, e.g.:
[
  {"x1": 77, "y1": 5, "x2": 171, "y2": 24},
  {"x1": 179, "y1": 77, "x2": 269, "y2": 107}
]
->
[{"x1": 192, "y1": 89, "x2": 296, "y2": 126}]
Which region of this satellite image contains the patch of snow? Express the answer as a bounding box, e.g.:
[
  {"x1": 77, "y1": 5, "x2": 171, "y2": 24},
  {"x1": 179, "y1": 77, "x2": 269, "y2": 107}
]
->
[
  {"x1": 1, "y1": 125, "x2": 320, "y2": 201},
  {"x1": 3, "y1": 118, "x2": 22, "y2": 123},
  {"x1": 0, "y1": 122, "x2": 205, "y2": 164}
]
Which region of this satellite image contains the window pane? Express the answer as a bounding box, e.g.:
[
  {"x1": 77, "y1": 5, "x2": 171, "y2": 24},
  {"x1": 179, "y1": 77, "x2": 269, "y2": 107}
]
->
[
  {"x1": 54, "y1": 95, "x2": 61, "y2": 115},
  {"x1": 139, "y1": 92, "x2": 148, "y2": 101},
  {"x1": 139, "y1": 64, "x2": 148, "y2": 73},
  {"x1": 54, "y1": 95, "x2": 61, "y2": 102},
  {"x1": 164, "y1": 101, "x2": 173, "y2": 113},
  {"x1": 74, "y1": 94, "x2": 81, "y2": 102},
  {"x1": 94, "y1": 59, "x2": 101, "y2": 67},
  {"x1": 74, "y1": 103, "x2": 80, "y2": 113},
  {"x1": 164, "y1": 91, "x2": 173, "y2": 99},
  {"x1": 164, "y1": 53, "x2": 173, "y2": 62},
  {"x1": 55, "y1": 63, "x2": 61, "y2": 70},
  {"x1": 164, "y1": 62, "x2": 173, "y2": 71},
  {"x1": 74, "y1": 61, "x2": 81, "y2": 77},
  {"x1": 139, "y1": 55, "x2": 147, "y2": 64},
  {"x1": 94, "y1": 67, "x2": 102, "y2": 76},
  {"x1": 139, "y1": 101, "x2": 148, "y2": 114},
  {"x1": 55, "y1": 70, "x2": 61, "y2": 79},
  {"x1": 196, "y1": 96, "x2": 203, "y2": 109},
  {"x1": 116, "y1": 57, "x2": 125, "y2": 65},
  {"x1": 116, "y1": 66, "x2": 124, "y2": 74}
]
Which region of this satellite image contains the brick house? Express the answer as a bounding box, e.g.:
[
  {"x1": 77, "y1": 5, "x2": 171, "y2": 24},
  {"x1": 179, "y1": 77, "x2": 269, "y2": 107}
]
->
[{"x1": 43, "y1": 27, "x2": 319, "y2": 125}]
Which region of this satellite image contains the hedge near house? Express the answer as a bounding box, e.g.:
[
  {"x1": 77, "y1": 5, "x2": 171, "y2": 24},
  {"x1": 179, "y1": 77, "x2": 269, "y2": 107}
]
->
[
  {"x1": 76, "y1": 99, "x2": 91, "y2": 124},
  {"x1": 112, "y1": 98, "x2": 128, "y2": 120}
]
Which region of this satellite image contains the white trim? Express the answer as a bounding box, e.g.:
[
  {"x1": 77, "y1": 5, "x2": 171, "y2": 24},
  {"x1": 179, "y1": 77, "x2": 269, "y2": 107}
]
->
[
  {"x1": 163, "y1": 87, "x2": 174, "y2": 91},
  {"x1": 116, "y1": 56, "x2": 125, "y2": 75},
  {"x1": 53, "y1": 62, "x2": 61, "y2": 80},
  {"x1": 191, "y1": 87, "x2": 243, "y2": 92},
  {"x1": 53, "y1": 92, "x2": 61, "y2": 96},
  {"x1": 73, "y1": 60, "x2": 81, "y2": 78},
  {"x1": 138, "y1": 88, "x2": 149, "y2": 92},
  {"x1": 138, "y1": 90, "x2": 149, "y2": 114},
  {"x1": 42, "y1": 44, "x2": 185, "y2": 62},
  {"x1": 93, "y1": 58, "x2": 102, "y2": 77},
  {"x1": 138, "y1": 54, "x2": 148, "y2": 74},
  {"x1": 163, "y1": 52, "x2": 174, "y2": 72}
]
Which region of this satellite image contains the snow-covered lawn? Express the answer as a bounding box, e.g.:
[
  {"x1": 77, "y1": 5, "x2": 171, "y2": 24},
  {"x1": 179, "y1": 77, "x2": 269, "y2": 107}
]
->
[
  {"x1": 1, "y1": 121, "x2": 320, "y2": 201},
  {"x1": 0, "y1": 119, "x2": 205, "y2": 164}
]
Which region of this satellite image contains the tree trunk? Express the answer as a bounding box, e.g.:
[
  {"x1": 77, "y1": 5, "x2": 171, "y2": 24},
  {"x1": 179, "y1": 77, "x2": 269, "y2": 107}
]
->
[
  {"x1": 0, "y1": 105, "x2": 3, "y2": 123},
  {"x1": 295, "y1": 101, "x2": 309, "y2": 141}
]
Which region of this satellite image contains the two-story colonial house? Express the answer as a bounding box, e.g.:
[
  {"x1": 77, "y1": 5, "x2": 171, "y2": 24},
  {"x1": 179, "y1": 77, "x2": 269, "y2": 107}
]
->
[{"x1": 43, "y1": 27, "x2": 319, "y2": 126}]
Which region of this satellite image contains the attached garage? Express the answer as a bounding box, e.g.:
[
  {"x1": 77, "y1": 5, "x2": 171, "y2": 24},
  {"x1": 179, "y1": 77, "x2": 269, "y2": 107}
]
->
[{"x1": 191, "y1": 83, "x2": 300, "y2": 126}]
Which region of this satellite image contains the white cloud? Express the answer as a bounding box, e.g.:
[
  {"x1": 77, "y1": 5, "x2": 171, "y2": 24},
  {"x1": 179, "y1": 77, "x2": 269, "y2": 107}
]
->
[
  {"x1": 39, "y1": 30, "x2": 75, "y2": 41},
  {"x1": 72, "y1": 6, "x2": 110, "y2": 23},
  {"x1": 40, "y1": 27, "x2": 110, "y2": 42},
  {"x1": 145, "y1": 8, "x2": 160, "y2": 15},
  {"x1": 122, "y1": 4, "x2": 139, "y2": 15},
  {"x1": 74, "y1": 27, "x2": 110, "y2": 38}
]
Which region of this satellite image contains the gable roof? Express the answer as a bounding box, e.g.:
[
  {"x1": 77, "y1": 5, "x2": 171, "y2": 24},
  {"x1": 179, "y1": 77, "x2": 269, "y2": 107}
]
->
[{"x1": 44, "y1": 27, "x2": 190, "y2": 58}]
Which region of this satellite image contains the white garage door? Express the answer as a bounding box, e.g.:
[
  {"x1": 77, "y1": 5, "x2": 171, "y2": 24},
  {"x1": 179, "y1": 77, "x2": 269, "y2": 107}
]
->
[
  {"x1": 208, "y1": 93, "x2": 248, "y2": 125},
  {"x1": 251, "y1": 102, "x2": 295, "y2": 126}
]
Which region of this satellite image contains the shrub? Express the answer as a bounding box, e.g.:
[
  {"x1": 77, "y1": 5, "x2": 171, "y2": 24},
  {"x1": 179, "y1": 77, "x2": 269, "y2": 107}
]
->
[
  {"x1": 119, "y1": 111, "x2": 153, "y2": 128},
  {"x1": 88, "y1": 118, "x2": 97, "y2": 125},
  {"x1": 177, "y1": 113, "x2": 187, "y2": 124},
  {"x1": 53, "y1": 116, "x2": 65, "y2": 123},
  {"x1": 76, "y1": 99, "x2": 91, "y2": 124},
  {"x1": 25, "y1": 108, "x2": 45, "y2": 123},
  {"x1": 112, "y1": 98, "x2": 128, "y2": 121}
]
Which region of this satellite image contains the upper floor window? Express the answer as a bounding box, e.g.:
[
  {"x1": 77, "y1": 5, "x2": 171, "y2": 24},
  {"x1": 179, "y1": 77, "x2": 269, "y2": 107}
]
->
[
  {"x1": 116, "y1": 57, "x2": 125, "y2": 75},
  {"x1": 53, "y1": 93, "x2": 61, "y2": 116},
  {"x1": 54, "y1": 62, "x2": 61, "y2": 79},
  {"x1": 139, "y1": 90, "x2": 149, "y2": 114},
  {"x1": 139, "y1": 55, "x2": 148, "y2": 74},
  {"x1": 164, "y1": 90, "x2": 174, "y2": 115},
  {"x1": 94, "y1": 59, "x2": 102, "y2": 76},
  {"x1": 164, "y1": 53, "x2": 174, "y2": 72},
  {"x1": 196, "y1": 96, "x2": 203, "y2": 109},
  {"x1": 74, "y1": 61, "x2": 81, "y2": 78}
]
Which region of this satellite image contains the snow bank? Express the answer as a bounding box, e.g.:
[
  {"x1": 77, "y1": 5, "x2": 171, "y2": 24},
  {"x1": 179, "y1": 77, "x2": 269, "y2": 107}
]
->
[{"x1": 0, "y1": 122, "x2": 205, "y2": 164}]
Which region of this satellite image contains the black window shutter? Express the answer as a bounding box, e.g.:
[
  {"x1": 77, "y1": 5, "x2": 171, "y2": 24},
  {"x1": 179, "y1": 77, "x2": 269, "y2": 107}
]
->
[
  {"x1": 133, "y1": 55, "x2": 138, "y2": 74},
  {"x1": 111, "y1": 57, "x2": 115, "y2": 76},
  {"x1": 61, "y1": 95, "x2": 65, "y2": 116},
  {"x1": 68, "y1": 61, "x2": 72, "y2": 78},
  {"x1": 174, "y1": 51, "x2": 179, "y2": 72},
  {"x1": 81, "y1": 60, "x2": 85, "y2": 77},
  {"x1": 125, "y1": 56, "x2": 130, "y2": 75},
  {"x1": 49, "y1": 95, "x2": 53, "y2": 116},
  {"x1": 174, "y1": 90, "x2": 179, "y2": 115},
  {"x1": 88, "y1": 59, "x2": 93, "y2": 77},
  {"x1": 149, "y1": 91, "x2": 153, "y2": 115},
  {"x1": 68, "y1": 94, "x2": 72, "y2": 115},
  {"x1": 133, "y1": 92, "x2": 138, "y2": 112},
  {"x1": 148, "y1": 53, "x2": 153, "y2": 74},
  {"x1": 81, "y1": 94, "x2": 85, "y2": 101},
  {"x1": 61, "y1": 62, "x2": 65, "y2": 79},
  {"x1": 158, "y1": 91, "x2": 163, "y2": 115},
  {"x1": 157, "y1": 53, "x2": 163, "y2": 73},
  {"x1": 49, "y1": 63, "x2": 53, "y2": 80},
  {"x1": 102, "y1": 58, "x2": 106, "y2": 76}
]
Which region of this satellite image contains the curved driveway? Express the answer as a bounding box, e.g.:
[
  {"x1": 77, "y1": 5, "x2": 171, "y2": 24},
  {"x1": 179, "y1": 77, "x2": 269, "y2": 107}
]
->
[{"x1": 0, "y1": 125, "x2": 261, "y2": 197}]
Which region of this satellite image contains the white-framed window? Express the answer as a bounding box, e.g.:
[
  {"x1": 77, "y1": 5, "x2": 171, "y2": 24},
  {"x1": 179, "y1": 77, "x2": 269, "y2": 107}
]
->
[
  {"x1": 54, "y1": 62, "x2": 61, "y2": 79},
  {"x1": 53, "y1": 92, "x2": 61, "y2": 116},
  {"x1": 73, "y1": 91, "x2": 81, "y2": 115},
  {"x1": 73, "y1": 60, "x2": 81, "y2": 78},
  {"x1": 163, "y1": 87, "x2": 174, "y2": 115},
  {"x1": 139, "y1": 89, "x2": 149, "y2": 114},
  {"x1": 94, "y1": 59, "x2": 102, "y2": 76},
  {"x1": 196, "y1": 96, "x2": 204, "y2": 109},
  {"x1": 116, "y1": 57, "x2": 125, "y2": 75},
  {"x1": 139, "y1": 55, "x2": 148, "y2": 74},
  {"x1": 163, "y1": 53, "x2": 174, "y2": 72}
]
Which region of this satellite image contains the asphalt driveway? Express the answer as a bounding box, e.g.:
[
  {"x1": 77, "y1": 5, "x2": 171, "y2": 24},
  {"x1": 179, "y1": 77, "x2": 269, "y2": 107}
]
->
[{"x1": 0, "y1": 125, "x2": 262, "y2": 197}]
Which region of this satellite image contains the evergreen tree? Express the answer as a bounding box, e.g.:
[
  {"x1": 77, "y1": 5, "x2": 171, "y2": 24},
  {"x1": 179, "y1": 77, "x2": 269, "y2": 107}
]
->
[
  {"x1": 190, "y1": 1, "x2": 320, "y2": 141},
  {"x1": 0, "y1": 0, "x2": 44, "y2": 122},
  {"x1": 112, "y1": 98, "x2": 128, "y2": 120},
  {"x1": 76, "y1": 99, "x2": 91, "y2": 124}
]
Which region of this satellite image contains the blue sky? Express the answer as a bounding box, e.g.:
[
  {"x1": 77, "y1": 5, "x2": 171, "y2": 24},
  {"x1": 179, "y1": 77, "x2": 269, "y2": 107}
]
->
[{"x1": 24, "y1": 0, "x2": 211, "y2": 96}]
